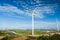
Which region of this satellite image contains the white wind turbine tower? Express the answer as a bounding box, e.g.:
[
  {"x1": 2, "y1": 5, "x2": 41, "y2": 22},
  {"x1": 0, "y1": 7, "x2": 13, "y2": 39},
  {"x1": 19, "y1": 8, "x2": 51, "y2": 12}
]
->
[
  {"x1": 32, "y1": 7, "x2": 41, "y2": 36},
  {"x1": 56, "y1": 18, "x2": 59, "y2": 31},
  {"x1": 32, "y1": 11, "x2": 34, "y2": 36}
]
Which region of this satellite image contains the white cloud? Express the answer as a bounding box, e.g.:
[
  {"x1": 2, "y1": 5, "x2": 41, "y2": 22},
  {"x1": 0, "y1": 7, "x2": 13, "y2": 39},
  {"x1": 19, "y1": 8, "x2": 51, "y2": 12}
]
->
[
  {"x1": 0, "y1": 5, "x2": 24, "y2": 14},
  {"x1": 0, "y1": 4, "x2": 27, "y2": 18},
  {"x1": 25, "y1": 4, "x2": 58, "y2": 18},
  {"x1": 0, "y1": 3, "x2": 58, "y2": 18}
]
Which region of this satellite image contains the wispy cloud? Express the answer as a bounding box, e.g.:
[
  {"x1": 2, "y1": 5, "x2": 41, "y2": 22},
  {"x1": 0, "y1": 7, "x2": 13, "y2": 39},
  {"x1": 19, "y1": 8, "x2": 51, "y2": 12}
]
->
[
  {"x1": 0, "y1": 3, "x2": 58, "y2": 18},
  {"x1": 0, "y1": 4, "x2": 24, "y2": 14},
  {"x1": 0, "y1": 4, "x2": 25, "y2": 18},
  {"x1": 24, "y1": 4, "x2": 58, "y2": 18}
]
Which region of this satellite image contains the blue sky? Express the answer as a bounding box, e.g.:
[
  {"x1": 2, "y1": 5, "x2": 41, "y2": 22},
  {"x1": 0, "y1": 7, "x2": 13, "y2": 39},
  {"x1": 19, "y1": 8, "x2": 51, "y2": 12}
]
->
[{"x1": 0, "y1": 0, "x2": 60, "y2": 30}]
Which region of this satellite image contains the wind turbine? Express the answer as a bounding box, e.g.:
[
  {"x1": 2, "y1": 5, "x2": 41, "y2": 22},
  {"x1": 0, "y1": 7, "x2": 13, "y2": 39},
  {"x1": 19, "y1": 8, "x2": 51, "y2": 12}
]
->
[
  {"x1": 56, "y1": 18, "x2": 59, "y2": 31},
  {"x1": 32, "y1": 11, "x2": 35, "y2": 36},
  {"x1": 19, "y1": 0, "x2": 55, "y2": 36},
  {"x1": 20, "y1": 1, "x2": 36, "y2": 36}
]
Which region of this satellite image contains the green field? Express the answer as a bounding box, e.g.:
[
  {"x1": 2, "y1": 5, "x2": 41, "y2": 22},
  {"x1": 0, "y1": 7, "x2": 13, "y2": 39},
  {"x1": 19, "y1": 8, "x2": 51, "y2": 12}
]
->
[
  {"x1": 0, "y1": 29, "x2": 58, "y2": 36},
  {"x1": 0, "y1": 29, "x2": 60, "y2": 40}
]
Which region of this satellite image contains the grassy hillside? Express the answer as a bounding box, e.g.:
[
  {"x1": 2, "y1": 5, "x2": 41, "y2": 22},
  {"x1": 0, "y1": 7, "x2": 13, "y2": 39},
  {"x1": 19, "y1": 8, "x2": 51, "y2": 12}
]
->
[{"x1": 0, "y1": 29, "x2": 60, "y2": 40}]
